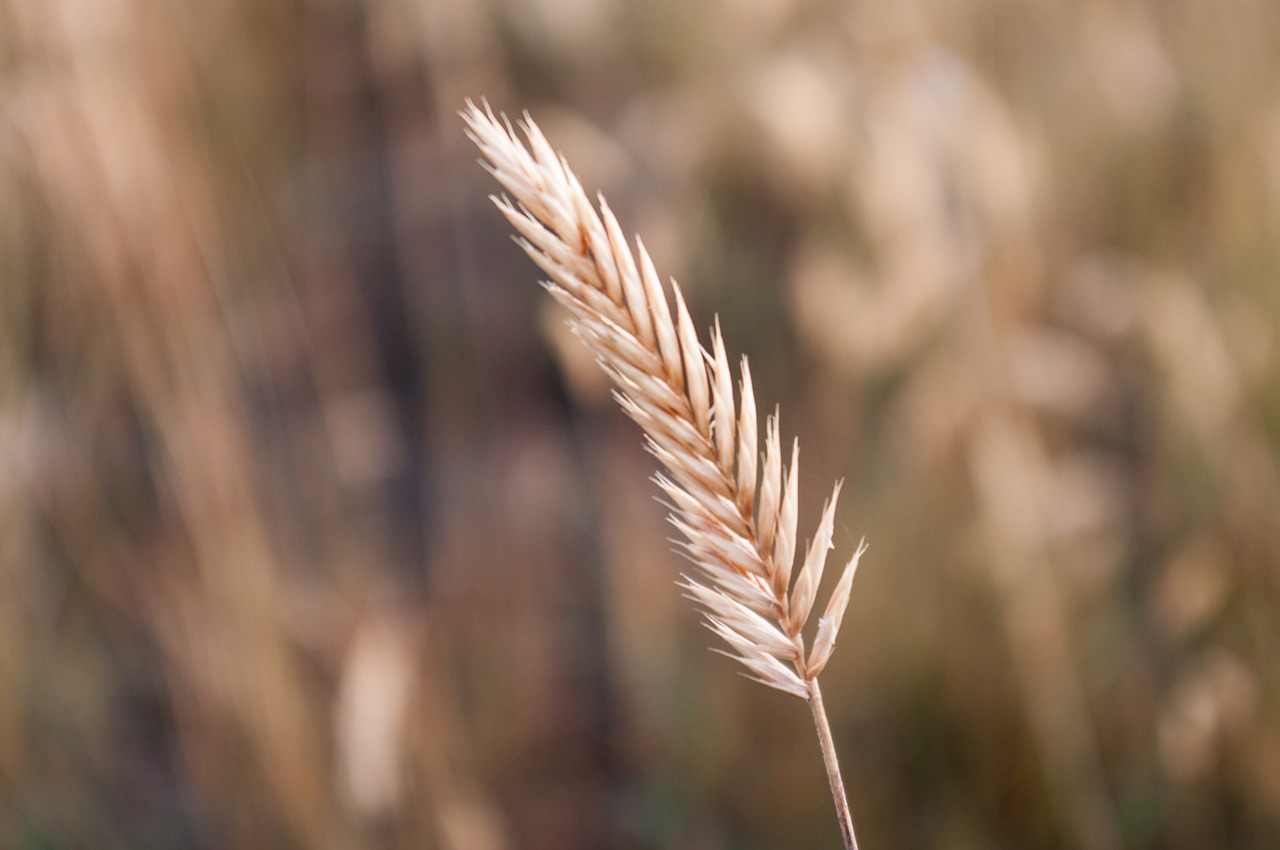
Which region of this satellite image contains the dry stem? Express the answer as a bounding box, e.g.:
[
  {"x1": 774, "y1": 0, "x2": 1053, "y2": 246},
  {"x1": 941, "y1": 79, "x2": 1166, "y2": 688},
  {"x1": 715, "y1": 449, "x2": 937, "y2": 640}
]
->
[{"x1": 809, "y1": 680, "x2": 858, "y2": 850}]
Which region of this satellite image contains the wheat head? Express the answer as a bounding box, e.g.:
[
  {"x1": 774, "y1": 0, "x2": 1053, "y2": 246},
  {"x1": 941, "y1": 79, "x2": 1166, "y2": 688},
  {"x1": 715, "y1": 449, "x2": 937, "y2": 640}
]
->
[{"x1": 464, "y1": 99, "x2": 864, "y2": 847}]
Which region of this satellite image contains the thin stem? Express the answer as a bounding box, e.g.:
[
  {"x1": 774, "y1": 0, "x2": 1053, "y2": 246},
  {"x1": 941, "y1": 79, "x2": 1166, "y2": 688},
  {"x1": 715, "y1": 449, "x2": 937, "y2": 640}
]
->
[{"x1": 808, "y1": 680, "x2": 858, "y2": 850}]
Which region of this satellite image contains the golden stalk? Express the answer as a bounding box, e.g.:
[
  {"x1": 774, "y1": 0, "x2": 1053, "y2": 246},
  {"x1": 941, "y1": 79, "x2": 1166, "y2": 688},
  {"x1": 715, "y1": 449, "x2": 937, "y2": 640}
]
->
[{"x1": 464, "y1": 100, "x2": 866, "y2": 848}]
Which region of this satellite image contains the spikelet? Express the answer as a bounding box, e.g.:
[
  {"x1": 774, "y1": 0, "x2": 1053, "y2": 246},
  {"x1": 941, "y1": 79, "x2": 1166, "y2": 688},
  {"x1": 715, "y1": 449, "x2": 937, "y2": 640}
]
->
[{"x1": 463, "y1": 99, "x2": 865, "y2": 697}]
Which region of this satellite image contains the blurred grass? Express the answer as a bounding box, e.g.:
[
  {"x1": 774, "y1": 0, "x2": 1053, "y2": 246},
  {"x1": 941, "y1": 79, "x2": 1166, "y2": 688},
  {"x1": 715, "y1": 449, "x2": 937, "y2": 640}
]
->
[{"x1": 3, "y1": 0, "x2": 1280, "y2": 848}]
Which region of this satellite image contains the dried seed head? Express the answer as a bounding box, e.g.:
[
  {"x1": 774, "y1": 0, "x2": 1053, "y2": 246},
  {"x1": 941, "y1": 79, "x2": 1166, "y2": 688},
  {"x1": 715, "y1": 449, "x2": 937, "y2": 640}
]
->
[{"x1": 464, "y1": 100, "x2": 866, "y2": 699}]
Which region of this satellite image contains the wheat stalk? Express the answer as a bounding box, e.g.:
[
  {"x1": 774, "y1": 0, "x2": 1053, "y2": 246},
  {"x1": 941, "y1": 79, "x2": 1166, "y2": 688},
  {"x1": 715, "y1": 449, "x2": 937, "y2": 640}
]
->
[{"x1": 464, "y1": 99, "x2": 866, "y2": 849}]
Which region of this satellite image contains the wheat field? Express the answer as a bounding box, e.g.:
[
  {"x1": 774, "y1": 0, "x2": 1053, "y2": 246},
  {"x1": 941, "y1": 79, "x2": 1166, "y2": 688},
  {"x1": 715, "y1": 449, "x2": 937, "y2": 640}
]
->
[{"x1": 3, "y1": 1, "x2": 1280, "y2": 849}]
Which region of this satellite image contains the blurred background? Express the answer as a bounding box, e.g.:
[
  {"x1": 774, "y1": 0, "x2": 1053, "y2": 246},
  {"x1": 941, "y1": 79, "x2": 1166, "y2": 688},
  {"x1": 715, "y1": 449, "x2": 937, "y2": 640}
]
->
[{"x1": 3, "y1": 0, "x2": 1280, "y2": 848}]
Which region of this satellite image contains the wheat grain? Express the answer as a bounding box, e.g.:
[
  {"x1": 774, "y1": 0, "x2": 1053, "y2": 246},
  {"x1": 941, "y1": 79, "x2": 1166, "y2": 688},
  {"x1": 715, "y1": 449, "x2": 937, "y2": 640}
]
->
[{"x1": 464, "y1": 99, "x2": 865, "y2": 849}]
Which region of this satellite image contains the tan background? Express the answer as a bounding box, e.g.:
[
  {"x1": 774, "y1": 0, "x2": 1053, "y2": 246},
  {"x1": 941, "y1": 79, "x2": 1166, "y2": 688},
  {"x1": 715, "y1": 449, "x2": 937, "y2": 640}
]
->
[{"x1": 3, "y1": 0, "x2": 1280, "y2": 848}]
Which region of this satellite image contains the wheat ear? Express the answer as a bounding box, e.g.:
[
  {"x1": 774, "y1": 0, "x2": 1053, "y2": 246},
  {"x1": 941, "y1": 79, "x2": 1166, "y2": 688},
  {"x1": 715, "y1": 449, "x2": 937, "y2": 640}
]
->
[{"x1": 464, "y1": 100, "x2": 865, "y2": 849}]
